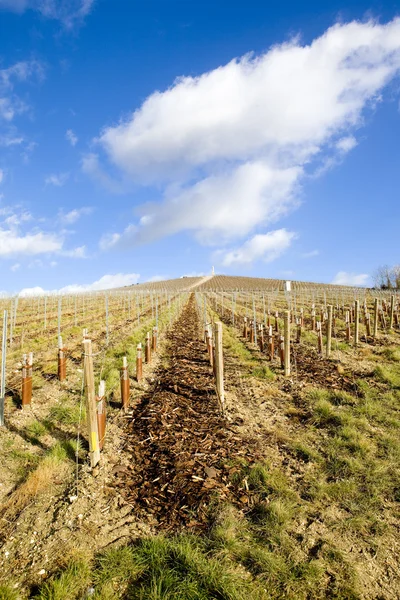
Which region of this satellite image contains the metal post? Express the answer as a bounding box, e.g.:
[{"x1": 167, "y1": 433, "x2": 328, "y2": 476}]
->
[
  {"x1": 284, "y1": 310, "x2": 290, "y2": 376},
  {"x1": 105, "y1": 295, "x2": 109, "y2": 346},
  {"x1": 0, "y1": 310, "x2": 7, "y2": 426},
  {"x1": 9, "y1": 299, "x2": 14, "y2": 346},
  {"x1": 57, "y1": 297, "x2": 61, "y2": 339}
]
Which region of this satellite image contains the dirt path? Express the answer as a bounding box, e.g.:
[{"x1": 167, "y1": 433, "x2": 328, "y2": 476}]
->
[
  {"x1": 115, "y1": 293, "x2": 257, "y2": 532},
  {"x1": 186, "y1": 274, "x2": 214, "y2": 290}
]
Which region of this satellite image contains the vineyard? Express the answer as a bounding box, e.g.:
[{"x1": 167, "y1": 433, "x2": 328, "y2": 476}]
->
[{"x1": 0, "y1": 275, "x2": 399, "y2": 599}]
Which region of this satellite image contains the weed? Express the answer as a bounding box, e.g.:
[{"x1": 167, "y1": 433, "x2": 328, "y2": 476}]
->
[
  {"x1": 289, "y1": 441, "x2": 320, "y2": 463},
  {"x1": 373, "y1": 364, "x2": 400, "y2": 388},
  {"x1": 381, "y1": 347, "x2": 400, "y2": 362},
  {"x1": 0, "y1": 585, "x2": 19, "y2": 600},
  {"x1": 34, "y1": 560, "x2": 91, "y2": 600},
  {"x1": 26, "y1": 420, "x2": 47, "y2": 443},
  {"x1": 313, "y1": 399, "x2": 344, "y2": 428},
  {"x1": 48, "y1": 403, "x2": 84, "y2": 426},
  {"x1": 251, "y1": 365, "x2": 275, "y2": 380}
]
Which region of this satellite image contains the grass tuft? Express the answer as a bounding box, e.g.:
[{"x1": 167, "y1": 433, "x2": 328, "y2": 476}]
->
[
  {"x1": 34, "y1": 560, "x2": 91, "y2": 600},
  {"x1": 0, "y1": 585, "x2": 19, "y2": 600}
]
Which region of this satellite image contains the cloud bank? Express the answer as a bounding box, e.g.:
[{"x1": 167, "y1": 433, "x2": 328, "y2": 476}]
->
[
  {"x1": 19, "y1": 272, "x2": 140, "y2": 296},
  {"x1": 331, "y1": 271, "x2": 370, "y2": 286},
  {"x1": 96, "y1": 18, "x2": 400, "y2": 263},
  {"x1": 0, "y1": 0, "x2": 96, "y2": 28}
]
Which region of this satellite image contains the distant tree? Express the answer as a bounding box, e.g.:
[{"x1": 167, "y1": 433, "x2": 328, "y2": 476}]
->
[
  {"x1": 393, "y1": 265, "x2": 400, "y2": 289},
  {"x1": 372, "y1": 264, "x2": 399, "y2": 289}
]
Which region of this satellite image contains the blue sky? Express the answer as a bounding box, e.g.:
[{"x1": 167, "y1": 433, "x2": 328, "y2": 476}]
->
[{"x1": 0, "y1": 0, "x2": 399, "y2": 294}]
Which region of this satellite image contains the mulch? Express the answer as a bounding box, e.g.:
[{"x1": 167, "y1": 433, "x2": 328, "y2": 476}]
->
[{"x1": 114, "y1": 295, "x2": 259, "y2": 532}]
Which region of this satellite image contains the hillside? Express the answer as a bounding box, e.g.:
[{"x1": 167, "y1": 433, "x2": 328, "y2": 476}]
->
[{"x1": 0, "y1": 280, "x2": 398, "y2": 599}]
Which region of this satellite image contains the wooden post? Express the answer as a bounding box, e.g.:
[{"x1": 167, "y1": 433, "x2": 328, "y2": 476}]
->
[
  {"x1": 96, "y1": 380, "x2": 106, "y2": 451},
  {"x1": 213, "y1": 322, "x2": 224, "y2": 412},
  {"x1": 275, "y1": 311, "x2": 279, "y2": 333},
  {"x1": 354, "y1": 300, "x2": 359, "y2": 347},
  {"x1": 120, "y1": 356, "x2": 130, "y2": 410},
  {"x1": 311, "y1": 307, "x2": 316, "y2": 331},
  {"x1": 279, "y1": 335, "x2": 285, "y2": 368},
  {"x1": 326, "y1": 305, "x2": 333, "y2": 358},
  {"x1": 373, "y1": 298, "x2": 379, "y2": 338},
  {"x1": 243, "y1": 317, "x2": 248, "y2": 338},
  {"x1": 145, "y1": 332, "x2": 151, "y2": 363},
  {"x1": 152, "y1": 327, "x2": 158, "y2": 352},
  {"x1": 21, "y1": 352, "x2": 33, "y2": 407},
  {"x1": 317, "y1": 322, "x2": 323, "y2": 354},
  {"x1": 389, "y1": 295, "x2": 395, "y2": 330},
  {"x1": 345, "y1": 311, "x2": 351, "y2": 342},
  {"x1": 136, "y1": 343, "x2": 143, "y2": 382},
  {"x1": 249, "y1": 323, "x2": 254, "y2": 343},
  {"x1": 207, "y1": 325, "x2": 214, "y2": 367},
  {"x1": 83, "y1": 339, "x2": 100, "y2": 468},
  {"x1": 268, "y1": 325, "x2": 274, "y2": 360},
  {"x1": 284, "y1": 310, "x2": 290, "y2": 376},
  {"x1": 296, "y1": 318, "x2": 302, "y2": 343},
  {"x1": 366, "y1": 314, "x2": 371, "y2": 337}
]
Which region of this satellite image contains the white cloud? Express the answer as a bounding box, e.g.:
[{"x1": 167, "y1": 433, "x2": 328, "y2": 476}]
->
[
  {"x1": 10, "y1": 263, "x2": 20, "y2": 271},
  {"x1": 146, "y1": 275, "x2": 168, "y2": 283},
  {"x1": 0, "y1": 230, "x2": 62, "y2": 256},
  {"x1": 61, "y1": 245, "x2": 87, "y2": 258},
  {"x1": 103, "y1": 162, "x2": 300, "y2": 247},
  {"x1": 331, "y1": 271, "x2": 370, "y2": 286},
  {"x1": 219, "y1": 229, "x2": 296, "y2": 266},
  {"x1": 336, "y1": 135, "x2": 358, "y2": 153},
  {"x1": 66, "y1": 128, "x2": 78, "y2": 146},
  {"x1": 301, "y1": 249, "x2": 319, "y2": 258},
  {"x1": 19, "y1": 272, "x2": 141, "y2": 296},
  {"x1": 45, "y1": 172, "x2": 69, "y2": 187},
  {"x1": 58, "y1": 207, "x2": 92, "y2": 224},
  {"x1": 0, "y1": 133, "x2": 25, "y2": 147},
  {"x1": 0, "y1": 60, "x2": 43, "y2": 123},
  {"x1": 97, "y1": 18, "x2": 400, "y2": 251},
  {"x1": 0, "y1": 0, "x2": 95, "y2": 27},
  {"x1": 19, "y1": 286, "x2": 47, "y2": 297},
  {"x1": 37, "y1": 0, "x2": 95, "y2": 28}
]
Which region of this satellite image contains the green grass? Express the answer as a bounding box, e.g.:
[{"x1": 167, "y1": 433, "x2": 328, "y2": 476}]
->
[
  {"x1": 0, "y1": 585, "x2": 19, "y2": 600},
  {"x1": 26, "y1": 420, "x2": 47, "y2": 443},
  {"x1": 34, "y1": 560, "x2": 91, "y2": 600},
  {"x1": 251, "y1": 365, "x2": 275, "y2": 380},
  {"x1": 48, "y1": 402, "x2": 84, "y2": 426},
  {"x1": 373, "y1": 364, "x2": 400, "y2": 388},
  {"x1": 35, "y1": 536, "x2": 267, "y2": 600}
]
